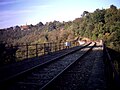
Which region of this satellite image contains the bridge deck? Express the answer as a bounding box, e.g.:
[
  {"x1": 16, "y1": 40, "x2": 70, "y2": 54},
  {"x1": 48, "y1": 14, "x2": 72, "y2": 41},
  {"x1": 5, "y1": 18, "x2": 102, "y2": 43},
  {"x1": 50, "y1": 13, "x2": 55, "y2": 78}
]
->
[
  {"x1": 0, "y1": 46, "x2": 80, "y2": 83},
  {"x1": 86, "y1": 43, "x2": 107, "y2": 90},
  {"x1": 0, "y1": 43, "x2": 109, "y2": 89},
  {"x1": 42, "y1": 43, "x2": 108, "y2": 90}
]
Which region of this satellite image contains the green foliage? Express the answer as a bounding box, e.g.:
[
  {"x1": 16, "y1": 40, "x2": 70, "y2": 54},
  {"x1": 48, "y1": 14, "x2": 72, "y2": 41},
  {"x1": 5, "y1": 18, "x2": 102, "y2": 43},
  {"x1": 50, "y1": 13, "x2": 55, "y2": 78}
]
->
[
  {"x1": 92, "y1": 34, "x2": 97, "y2": 40},
  {"x1": 0, "y1": 5, "x2": 120, "y2": 52}
]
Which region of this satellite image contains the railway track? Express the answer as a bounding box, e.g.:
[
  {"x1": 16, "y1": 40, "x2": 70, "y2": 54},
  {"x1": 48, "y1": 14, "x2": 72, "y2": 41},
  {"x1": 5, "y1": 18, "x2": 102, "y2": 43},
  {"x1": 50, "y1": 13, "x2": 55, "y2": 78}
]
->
[
  {"x1": 1, "y1": 42, "x2": 95, "y2": 90},
  {"x1": 0, "y1": 43, "x2": 90, "y2": 85},
  {"x1": 42, "y1": 42, "x2": 107, "y2": 90}
]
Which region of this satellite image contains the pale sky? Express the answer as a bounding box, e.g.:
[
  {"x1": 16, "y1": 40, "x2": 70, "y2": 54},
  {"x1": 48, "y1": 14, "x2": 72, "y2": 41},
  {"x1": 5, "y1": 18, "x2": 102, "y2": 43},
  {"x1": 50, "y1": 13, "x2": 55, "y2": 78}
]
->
[{"x1": 0, "y1": 0, "x2": 120, "y2": 29}]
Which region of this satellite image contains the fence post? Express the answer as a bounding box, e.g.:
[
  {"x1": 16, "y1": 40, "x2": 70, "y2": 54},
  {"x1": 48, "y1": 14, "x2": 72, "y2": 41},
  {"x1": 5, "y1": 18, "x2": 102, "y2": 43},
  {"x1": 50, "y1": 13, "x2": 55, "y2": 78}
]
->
[
  {"x1": 50, "y1": 43, "x2": 52, "y2": 53},
  {"x1": 55, "y1": 43, "x2": 56, "y2": 52},
  {"x1": 63, "y1": 42, "x2": 65, "y2": 49},
  {"x1": 44, "y1": 43, "x2": 46, "y2": 55},
  {"x1": 59, "y1": 42, "x2": 61, "y2": 50},
  {"x1": 56, "y1": 43, "x2": 58, "y2": 51},
  {"x1": 26, "y1": 44, "x2": 29, "y2": 59},
  {"x1": 49, "y1": 43, "x2": 52, "y2": 53},
  {"x1": 36, "y1": 44, "x2": 38, "y2": 57},
  {"x1": 75, "y1": 41, "x2": 76, "y2": 46},
  {"x1": 48, "y1": 43, "x2": 50, "y2": 54},
  {"x1": 70, "y1": 41, "x2": 71, "y2": 48}
]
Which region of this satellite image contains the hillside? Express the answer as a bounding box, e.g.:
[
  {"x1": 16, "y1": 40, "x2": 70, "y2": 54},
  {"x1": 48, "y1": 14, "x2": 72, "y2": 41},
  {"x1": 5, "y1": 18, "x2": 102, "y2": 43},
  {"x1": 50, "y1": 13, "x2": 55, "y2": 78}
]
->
[{"x1": 0, "y1": 5, "x2": 120, "y2": 52}]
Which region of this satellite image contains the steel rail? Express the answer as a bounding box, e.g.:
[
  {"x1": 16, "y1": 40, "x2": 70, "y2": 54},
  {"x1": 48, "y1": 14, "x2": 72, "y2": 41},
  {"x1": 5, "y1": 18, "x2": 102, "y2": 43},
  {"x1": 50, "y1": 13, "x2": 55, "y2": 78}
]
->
[
  {"x1": 41, "y1": 42, "x2": 96, "y2": 90},
  {"x1": 0, "y1": 42, "x2": 91, "y2": 89}
]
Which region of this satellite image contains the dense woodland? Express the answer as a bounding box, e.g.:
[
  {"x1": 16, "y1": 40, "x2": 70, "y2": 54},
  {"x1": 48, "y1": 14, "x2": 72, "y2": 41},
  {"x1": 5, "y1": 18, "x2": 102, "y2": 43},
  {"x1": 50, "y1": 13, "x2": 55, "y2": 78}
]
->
[{"x1": 0, "y1": 5, "x2": 120, "y2": 52}]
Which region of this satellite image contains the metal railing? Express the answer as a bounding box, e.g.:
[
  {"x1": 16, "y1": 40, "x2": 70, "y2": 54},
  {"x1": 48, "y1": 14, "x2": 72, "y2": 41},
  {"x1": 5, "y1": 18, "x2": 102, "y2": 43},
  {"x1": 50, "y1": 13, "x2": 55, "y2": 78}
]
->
[
  {"x1": 0, "y1": 41, "x2": 80, "y2": 65},
  {"x1": 14, "y1": 41, "x2": 79, "y2": 61},
  {"x1": 103, "y1": 43, "x2": 120, "y2": 90}
]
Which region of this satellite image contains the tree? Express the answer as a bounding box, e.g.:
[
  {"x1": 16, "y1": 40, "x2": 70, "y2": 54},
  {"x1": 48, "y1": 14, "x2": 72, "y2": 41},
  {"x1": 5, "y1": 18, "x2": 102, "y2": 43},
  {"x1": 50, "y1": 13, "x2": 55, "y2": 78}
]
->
[
  {"x1": 110, "y1": 4, "x2": 117, "y2": 10},
  {"x1": 93, "y1": 9, "x2": 105, "y2": 23},
  {"x1": 82, "y1": 11, "x2": 89, "y2": 17}
]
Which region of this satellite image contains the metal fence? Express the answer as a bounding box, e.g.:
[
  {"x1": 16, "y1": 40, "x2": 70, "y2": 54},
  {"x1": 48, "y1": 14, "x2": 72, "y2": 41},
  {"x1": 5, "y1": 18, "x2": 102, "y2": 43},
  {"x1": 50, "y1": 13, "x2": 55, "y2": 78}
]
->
[
  {"x1": 103, "y1": 43, "x2": 120, "y2": 89},
  {"x1": 0, "y1": 41, "x2": 79, "y2": 65},
  {"x1": 14, "y1": 41, "x2": 79, "y2": 61}
]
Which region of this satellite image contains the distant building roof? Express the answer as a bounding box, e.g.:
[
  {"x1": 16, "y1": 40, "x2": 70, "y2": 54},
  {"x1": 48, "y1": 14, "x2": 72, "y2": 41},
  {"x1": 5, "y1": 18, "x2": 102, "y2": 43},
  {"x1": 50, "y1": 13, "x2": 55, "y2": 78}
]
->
[{"x1": 20, "y1": 25, "x2": 29, "y2": 30}]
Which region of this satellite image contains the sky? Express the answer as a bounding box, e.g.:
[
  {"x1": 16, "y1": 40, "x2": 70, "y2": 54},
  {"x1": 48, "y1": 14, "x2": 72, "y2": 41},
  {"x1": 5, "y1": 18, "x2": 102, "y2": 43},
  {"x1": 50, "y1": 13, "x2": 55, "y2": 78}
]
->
[{"x1": 0, "y1": 0, "x2": 120, "y2": 29}]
